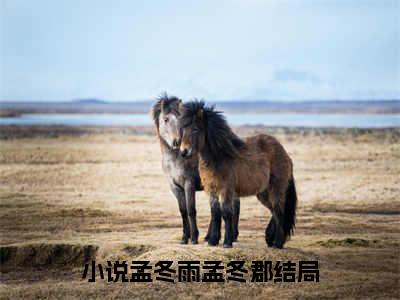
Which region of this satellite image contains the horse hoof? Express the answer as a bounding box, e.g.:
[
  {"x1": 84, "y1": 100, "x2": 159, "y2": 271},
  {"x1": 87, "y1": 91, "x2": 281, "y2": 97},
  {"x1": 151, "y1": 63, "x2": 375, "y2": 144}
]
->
[
  {"x1": 204, "y1": 235, "x2": 209, "y2": 242},
  {"x1": 223, "y1": 243, "x2": 233, "y2": 248},
  {"x1": 191, "y1": 239, "x2": 198, "y2": 245},
  {"x1": 266, "y1": 240, "x2": 274, "y2": 247},
  {"x1": 180, "y1": 239, "x2": 189, "y2": 245},
  {"x1": 208, "y1": 240, "x2": 219, "y2": 246}
]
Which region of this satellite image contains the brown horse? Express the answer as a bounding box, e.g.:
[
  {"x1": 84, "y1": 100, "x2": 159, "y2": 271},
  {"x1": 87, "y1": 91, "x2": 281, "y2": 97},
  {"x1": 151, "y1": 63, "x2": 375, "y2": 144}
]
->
[{"x1": 177, "y1": 101, "x2": 297, "y2": 248}]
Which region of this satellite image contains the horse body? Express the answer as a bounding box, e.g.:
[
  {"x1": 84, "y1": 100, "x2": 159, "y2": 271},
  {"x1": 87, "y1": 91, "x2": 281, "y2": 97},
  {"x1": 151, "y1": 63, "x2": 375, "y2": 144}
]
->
[
  {"x1": 161, "y1": 146, "x2": 201, "y2": 190},
  {"x1": 178, "y1": 101, "x2": 297, "y2": 249},
  {"x1": 200, "y1": 135, "x2": 289, "y2": 197}
]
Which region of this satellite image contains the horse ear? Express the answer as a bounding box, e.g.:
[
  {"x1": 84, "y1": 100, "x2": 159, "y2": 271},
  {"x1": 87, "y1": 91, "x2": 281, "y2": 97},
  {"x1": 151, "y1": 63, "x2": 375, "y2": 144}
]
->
[
  {"x1": 160, "y1": 99, "x2": 166, "y2": 112},
  {"x1": 197, "y1": 108, "x2": 203, "y2": 120}
]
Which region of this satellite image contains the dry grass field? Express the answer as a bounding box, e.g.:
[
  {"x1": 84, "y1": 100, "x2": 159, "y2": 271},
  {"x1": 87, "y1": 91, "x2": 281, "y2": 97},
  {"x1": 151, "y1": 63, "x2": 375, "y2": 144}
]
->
[{"x1": 0, "y1": 126, "x2": 399, "y2": 299}]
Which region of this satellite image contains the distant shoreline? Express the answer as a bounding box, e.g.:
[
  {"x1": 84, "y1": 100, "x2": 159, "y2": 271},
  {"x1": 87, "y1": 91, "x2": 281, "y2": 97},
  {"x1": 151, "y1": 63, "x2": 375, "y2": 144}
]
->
[
  {"x1": 1, "y1": 99, "x2": 399, "y2": 115},
  {"x1": 1, "y1": 124, "x2": 399, "y2": 140},
  {"x1": 1, "y1": 111, "x2": 400, "y2": 117},
  {"x1": 0, "y1": 110, "x2": 22, "y2": 118}
]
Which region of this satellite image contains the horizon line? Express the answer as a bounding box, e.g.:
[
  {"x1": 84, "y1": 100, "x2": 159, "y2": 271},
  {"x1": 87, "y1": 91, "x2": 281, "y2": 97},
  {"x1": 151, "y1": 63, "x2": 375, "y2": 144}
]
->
[{"x1": 1, "y1": 98, "x2": 400, "y2": 104}]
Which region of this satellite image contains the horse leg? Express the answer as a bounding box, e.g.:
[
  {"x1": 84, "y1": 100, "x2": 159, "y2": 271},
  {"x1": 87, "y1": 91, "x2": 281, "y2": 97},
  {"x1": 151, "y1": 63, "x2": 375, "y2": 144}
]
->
[
  {"x1": 271, "y1": 191, "x2": 287, "y2": 249},
  {"x1": 170, "y1": 182, "x2": 190, "y2": 244},
  {"x1": 232, "y1": 196, "x2": 240, "y2": 242},
  {"x1": 207, "y1": 193, "x2": 221, "y2": 246},
  {"x1": 257, "y1": 189, "x2": 275, "y2": 247},
  {"x1": 204, "y1": 221, "x2": 211, "y2": 241},
  {"x1": 221, "y1": 191, "x2": 234, "y2": 248},
  {"x1": 184, "y1": 180, "x2": 199, "y2": 244},
  {"x1": 265, "y1": 218, "x2": 276, "y2": 247}
]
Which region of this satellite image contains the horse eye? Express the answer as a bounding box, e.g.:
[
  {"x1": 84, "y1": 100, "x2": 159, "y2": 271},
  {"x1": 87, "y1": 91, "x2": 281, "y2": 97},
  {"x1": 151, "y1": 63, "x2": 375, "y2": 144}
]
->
[{"x1": 164, "y1": 117, "x2": 169, "y2": 123}]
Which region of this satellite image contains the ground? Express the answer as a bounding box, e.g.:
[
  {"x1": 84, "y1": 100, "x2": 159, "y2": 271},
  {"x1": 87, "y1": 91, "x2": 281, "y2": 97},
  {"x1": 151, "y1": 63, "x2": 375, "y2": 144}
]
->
[{"x1": 0, "y1": 126, "x2": 399, "y2": 299}]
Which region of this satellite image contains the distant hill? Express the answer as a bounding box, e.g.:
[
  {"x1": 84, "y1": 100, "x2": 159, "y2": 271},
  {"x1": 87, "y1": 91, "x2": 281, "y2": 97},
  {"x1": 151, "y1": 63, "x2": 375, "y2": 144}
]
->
[
  {"x1": 0, "y1": 99, "x2": 399, "y2": 115},
  {"x1": 216, "y1": 100, "x2": 400, "y2": 114},
  {"x1": 72, "y1": 99, "x2": 108, "y2": 104}
]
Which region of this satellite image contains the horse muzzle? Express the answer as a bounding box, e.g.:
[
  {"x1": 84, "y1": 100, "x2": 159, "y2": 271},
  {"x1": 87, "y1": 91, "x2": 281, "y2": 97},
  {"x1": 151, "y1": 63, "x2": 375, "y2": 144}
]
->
[{"x1": 180, "y1": 148, "x2": 192, "y2": 158}]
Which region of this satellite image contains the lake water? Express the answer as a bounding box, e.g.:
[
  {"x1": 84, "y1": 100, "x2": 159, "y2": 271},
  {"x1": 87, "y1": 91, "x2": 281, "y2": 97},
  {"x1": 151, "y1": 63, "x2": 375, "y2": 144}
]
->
[{"x1": 0, "y1": 113, "x2": 399, "y2": 128}]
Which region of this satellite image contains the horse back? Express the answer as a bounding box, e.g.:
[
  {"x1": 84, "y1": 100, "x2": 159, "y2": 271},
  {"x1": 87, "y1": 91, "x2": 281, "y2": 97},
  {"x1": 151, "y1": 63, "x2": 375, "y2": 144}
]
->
[
  {"x1": 246, "y1": 133, "x2": 292, "y2": 173},
  {"x1": 233, "y1": 134, "x2": 292, "y2": 196}
]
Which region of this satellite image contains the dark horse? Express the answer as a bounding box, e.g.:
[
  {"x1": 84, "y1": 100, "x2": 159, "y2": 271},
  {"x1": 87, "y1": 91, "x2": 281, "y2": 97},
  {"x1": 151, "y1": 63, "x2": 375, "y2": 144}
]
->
[
  {"x1": 151, "y1": 94, "x2": 240, "y2": 244},
  {"x1": 178, "y1": 101, "x2": 297, "y2": 248}
]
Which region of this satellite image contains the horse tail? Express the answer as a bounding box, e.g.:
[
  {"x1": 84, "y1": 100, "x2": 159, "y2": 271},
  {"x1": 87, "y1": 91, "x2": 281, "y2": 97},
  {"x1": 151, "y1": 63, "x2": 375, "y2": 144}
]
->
[{"x1": 283, "y1": 175, "x2": 297, "y2": 238}]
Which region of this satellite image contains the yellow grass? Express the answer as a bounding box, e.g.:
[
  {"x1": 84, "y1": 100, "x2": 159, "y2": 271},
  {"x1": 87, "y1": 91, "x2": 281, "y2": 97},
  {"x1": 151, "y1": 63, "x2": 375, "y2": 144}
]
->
[{"x1": 0, "y1": 128, "x2": 399, "y2": 299}]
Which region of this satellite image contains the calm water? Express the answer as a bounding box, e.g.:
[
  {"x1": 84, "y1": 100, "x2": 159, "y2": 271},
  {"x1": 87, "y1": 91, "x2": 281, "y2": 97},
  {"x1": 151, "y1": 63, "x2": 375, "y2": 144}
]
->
[{"x1": 0, "y1": 113, "x2": 399, "y2": 128}]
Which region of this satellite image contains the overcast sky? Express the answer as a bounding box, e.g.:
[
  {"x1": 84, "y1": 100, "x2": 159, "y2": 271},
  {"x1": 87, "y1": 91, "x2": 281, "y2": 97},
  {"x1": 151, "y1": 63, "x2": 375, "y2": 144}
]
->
[{"x1": 1, "y1": 0, "x2": 399, "y2": 101}]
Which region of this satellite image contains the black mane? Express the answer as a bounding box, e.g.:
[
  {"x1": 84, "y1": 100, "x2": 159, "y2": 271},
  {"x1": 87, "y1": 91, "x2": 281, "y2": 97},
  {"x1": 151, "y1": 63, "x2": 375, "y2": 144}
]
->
[
  {"x1": 151, "y1": 92, "x2": 181, "y2": 129},
  {"x1": 181, "y1": 100, "x2": 246, "y2": 165}
]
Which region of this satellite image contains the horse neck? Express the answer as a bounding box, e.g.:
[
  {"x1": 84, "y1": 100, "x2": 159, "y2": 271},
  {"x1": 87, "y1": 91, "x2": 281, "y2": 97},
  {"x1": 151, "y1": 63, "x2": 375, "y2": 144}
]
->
[{"x1": 198, "y1": 144, "x2": 226, "y2": 173}]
